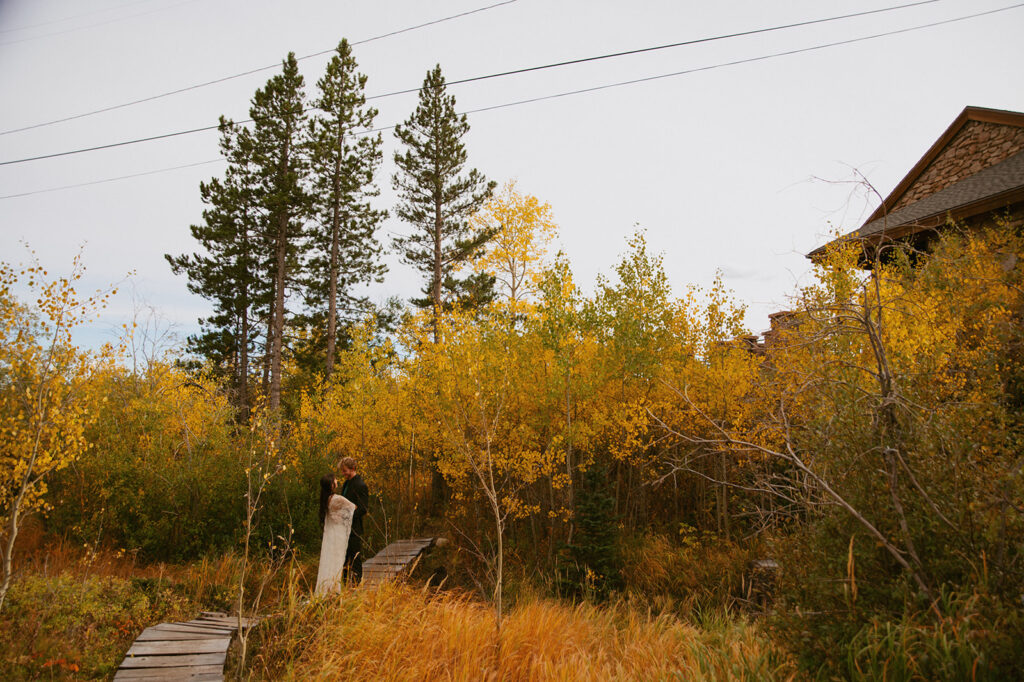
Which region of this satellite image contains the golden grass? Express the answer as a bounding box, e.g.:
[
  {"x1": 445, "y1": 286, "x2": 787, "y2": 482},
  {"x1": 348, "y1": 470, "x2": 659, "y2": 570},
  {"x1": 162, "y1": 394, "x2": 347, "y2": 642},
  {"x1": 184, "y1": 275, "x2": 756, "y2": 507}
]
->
[
  {"x1": 250, "y1": 578, "x2": 794, "y2": 681},
  {"x1": 6, "y1": 542, "x2": 793, "y2": 680}
]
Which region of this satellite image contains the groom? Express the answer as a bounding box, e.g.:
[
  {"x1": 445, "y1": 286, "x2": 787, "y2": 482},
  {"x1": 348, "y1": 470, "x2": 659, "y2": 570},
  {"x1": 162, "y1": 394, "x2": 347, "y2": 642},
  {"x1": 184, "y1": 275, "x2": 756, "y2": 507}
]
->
[{"x1": 337, "y1": 456, "x2": 369, "y2": 583}]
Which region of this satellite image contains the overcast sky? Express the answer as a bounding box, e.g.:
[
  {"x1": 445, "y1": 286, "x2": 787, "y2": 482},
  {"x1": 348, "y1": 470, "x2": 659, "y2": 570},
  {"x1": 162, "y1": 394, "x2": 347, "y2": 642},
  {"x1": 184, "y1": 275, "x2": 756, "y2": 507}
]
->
[{"x1": 2, "y1": 0, "x2": 1023, "y2": 350}]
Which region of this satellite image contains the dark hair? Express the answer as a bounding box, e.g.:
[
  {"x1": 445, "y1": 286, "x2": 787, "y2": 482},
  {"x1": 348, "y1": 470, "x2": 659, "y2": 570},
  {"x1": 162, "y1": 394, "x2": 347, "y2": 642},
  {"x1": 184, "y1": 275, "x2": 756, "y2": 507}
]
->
[{"x1": 319, "y1": 473, "x2": 336, "y2": 527}]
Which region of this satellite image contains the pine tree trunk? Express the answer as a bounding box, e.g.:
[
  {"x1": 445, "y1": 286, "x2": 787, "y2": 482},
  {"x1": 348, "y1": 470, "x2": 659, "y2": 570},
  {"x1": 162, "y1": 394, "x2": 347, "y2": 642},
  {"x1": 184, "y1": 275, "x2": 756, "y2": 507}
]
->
[
  {"x1": 269, "y1": 214, "x2": 288, "y2": 411},
  {"x1": 432, "y1": 193, "x2": 442, "y2": 344},
  {"x1": 262, "y1": 278, "x2": 274, "y2": 399},
  {"x1": 268, "y1": 121, "x2": 295, "y2": 413},
  {"x1": 325, "y1": 127, "x2": 344, "y2": 377},
  {"x1": 239, "y1": 304, "x2": 250, "y2": 413},
  {"x1": 429, "y1": 192, "x2": 448, "y2": 508},
  {"x1": 261, "y1": 325, "x2": 272, "y2": 398},
  {"x1": 238, "y1": 229, "x2": 251, "y2": 413}
]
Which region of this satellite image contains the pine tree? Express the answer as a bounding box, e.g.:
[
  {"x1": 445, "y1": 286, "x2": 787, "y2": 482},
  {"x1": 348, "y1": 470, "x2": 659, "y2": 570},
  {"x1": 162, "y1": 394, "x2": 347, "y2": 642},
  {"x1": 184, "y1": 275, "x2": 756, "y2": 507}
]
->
[
  {"x1": 238, "y1": 52, "x2": 310, "y2": 411},
  {"x1": 391, "y1": 64, "x2": 496, "y2": 343},
  {"x1": 563, "y1": 465, "x2": 622, "y2": 601},
  {"x1": 166, "y1": 117, "x2": 268, "y2": 411},
  {"x1": 169, "y1": 54, "x2": 309, "y2": 413},
  {"x1": 304, "y1": 39, "x2": 386, "y2": 377}
]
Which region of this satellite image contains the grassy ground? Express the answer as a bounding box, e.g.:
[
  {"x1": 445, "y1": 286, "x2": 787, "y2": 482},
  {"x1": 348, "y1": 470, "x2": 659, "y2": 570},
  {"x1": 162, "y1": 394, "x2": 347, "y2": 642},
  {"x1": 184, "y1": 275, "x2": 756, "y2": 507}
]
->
[
  {"x1": 0, "y1": 541, "x2": 792, "y2": 681},
  {"x1": 244, "y1": 580, "x2": 793, "y2": 681},
  {"x1": 0, "y1": 541, "x2": 245, "y2": 680}
]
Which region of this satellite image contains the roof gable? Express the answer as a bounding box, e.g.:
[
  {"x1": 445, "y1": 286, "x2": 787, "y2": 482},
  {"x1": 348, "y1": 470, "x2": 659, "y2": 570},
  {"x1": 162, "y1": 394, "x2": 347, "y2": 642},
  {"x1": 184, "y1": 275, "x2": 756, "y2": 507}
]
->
[{"x1": 864, "y1": 106, "x2": 1024, "y2": 224}]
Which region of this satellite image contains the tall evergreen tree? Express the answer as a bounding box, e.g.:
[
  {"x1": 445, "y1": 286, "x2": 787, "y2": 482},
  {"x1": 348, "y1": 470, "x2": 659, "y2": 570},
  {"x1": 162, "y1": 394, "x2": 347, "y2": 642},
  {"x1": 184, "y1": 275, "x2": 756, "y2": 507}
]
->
[
  {"x1": 238, "y1": 52, "x2": 310, "y2": 411},
  {"x1": 169, "y1": 54, "x2": 309, "y2": 413},
  {"x1": 391, "y1": 64, "x2": 496, "y2": 343},
  {"x1": 166, "y1": 117, "x2": 267, "y2": 411},
  {"x1": 305, "y1": 39, "x2": 386, "y2": 377}
]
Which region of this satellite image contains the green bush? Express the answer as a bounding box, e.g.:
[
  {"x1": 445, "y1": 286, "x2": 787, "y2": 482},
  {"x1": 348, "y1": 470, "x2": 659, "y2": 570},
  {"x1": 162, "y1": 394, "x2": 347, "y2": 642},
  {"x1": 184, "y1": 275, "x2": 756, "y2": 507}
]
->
[{"x1": 0, "y1": 573, "x2": 196, "y2": 679}]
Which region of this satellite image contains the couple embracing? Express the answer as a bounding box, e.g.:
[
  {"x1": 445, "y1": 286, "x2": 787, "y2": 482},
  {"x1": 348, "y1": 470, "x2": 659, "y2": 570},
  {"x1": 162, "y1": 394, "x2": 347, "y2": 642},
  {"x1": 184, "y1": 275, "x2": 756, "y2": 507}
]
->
[{"x1": 315, "y1": 456, "x2": 369, "y2": 594}]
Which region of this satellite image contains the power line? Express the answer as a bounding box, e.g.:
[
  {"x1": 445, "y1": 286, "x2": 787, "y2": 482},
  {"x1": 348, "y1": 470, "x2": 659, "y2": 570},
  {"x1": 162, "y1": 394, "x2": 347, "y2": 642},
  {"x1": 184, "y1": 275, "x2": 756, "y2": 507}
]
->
[
  {"x1": 0, "y1": 123, "x2": 227, "y2": 165},
  {"x1": 372, "y1": 0, "x2": 943, "y2": 102},
  {"x1": 0, "y1": 0, "x2": 206, "y2": 47},
  {"x1": 0, "y1": 159, "x2": 223, "y2": 200},
  {"x1": 452, "y1": 3, "x2": 1024, "y2": 120},
  {"x1": 0, "y1": 0, "x2": 962, "y2": 166},
  {"x1": 1, "y1": 1, "x2": 1020, "y2": 174},
  {"x1": 0, "y1": 0, "x2": 163, "y2": 35},
  {"x1": 0, "y1": 0, "x2": 519, "y2": 136}
]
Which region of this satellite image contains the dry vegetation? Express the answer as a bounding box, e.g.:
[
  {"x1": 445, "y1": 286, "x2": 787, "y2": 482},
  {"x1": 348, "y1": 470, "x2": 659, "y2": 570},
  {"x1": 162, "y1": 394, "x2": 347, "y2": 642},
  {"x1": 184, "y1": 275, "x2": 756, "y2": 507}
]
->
[
  {"x1": 0, "y1": 539, "x2": 791, "y2": 681},
  {"x1": 245, "y1": 579, "x2": 793, "y2": 681}
]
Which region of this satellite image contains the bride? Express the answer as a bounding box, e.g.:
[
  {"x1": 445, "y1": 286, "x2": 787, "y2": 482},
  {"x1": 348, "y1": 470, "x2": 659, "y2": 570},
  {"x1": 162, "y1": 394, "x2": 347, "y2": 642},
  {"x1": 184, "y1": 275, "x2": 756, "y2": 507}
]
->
[{"x1": 316, "y1": 472, "x2": 356, "y2": 594}]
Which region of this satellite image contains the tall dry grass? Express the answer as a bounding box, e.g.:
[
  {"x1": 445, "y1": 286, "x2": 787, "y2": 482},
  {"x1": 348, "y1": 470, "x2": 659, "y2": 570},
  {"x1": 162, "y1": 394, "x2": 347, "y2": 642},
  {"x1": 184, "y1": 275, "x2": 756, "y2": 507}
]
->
[{"x1": 248, "y1": 578, "x2": 794, "y2": 681}]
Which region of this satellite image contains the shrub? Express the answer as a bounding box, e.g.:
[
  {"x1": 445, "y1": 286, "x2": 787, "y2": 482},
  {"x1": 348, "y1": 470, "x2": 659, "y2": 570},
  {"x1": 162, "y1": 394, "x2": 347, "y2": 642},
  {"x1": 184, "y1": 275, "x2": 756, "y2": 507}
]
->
[{"x1": 0, "y1": 572, "x2": 196, "y2": 679}]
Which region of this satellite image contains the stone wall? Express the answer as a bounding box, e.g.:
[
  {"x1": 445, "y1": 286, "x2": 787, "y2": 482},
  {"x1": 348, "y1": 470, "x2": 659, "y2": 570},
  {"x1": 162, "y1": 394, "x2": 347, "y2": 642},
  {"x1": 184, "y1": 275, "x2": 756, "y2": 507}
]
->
[{"x1": 893, "y1": 121, "x2": 1024, "y2": 211}]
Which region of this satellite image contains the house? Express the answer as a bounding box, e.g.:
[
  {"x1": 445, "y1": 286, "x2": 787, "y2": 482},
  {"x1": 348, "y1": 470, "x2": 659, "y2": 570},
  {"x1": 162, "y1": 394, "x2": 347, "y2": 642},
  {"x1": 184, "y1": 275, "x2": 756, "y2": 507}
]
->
[{"x1": 808, "y1": 106, "x2": 1024, "y2": 261}]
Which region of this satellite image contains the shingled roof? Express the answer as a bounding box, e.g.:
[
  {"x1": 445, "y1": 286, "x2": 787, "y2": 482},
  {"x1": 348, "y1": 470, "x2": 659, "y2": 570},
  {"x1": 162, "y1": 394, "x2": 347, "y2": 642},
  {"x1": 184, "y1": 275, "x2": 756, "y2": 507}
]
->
[
  {"x1": 808, "y1": 106, "x2": 1024, "y2": 259},
  {"x1": 855, "y1": 149, "x2": 1024, "y2": 238}
]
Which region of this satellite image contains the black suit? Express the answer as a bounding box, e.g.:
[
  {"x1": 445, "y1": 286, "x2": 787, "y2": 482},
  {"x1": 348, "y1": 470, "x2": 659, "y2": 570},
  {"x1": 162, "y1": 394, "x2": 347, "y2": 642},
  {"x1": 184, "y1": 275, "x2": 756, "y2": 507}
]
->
[{"x1": 340, "y1": 473, "x2": 369, "y2": 582}]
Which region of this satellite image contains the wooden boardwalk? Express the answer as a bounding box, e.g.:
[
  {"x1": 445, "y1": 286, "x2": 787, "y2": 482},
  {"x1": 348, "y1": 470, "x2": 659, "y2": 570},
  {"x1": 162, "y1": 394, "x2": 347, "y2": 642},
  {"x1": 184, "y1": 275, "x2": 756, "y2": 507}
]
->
[
  {"x1": 114, "y1": 539, "x2": 439, "y2": 678},
  {"x1": 114, "y1": 611, "x2": 256, "y2": 681},
  {"x1": 362, "y1": 537, "x2": 439, "y2": 586}
]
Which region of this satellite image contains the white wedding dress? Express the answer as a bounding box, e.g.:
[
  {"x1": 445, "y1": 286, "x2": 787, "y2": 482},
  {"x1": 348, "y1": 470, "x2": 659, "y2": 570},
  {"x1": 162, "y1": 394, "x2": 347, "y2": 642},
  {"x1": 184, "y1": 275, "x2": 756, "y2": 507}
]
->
[{"x1": 316, "y1": 493, "x2": 356, "y2": 594}]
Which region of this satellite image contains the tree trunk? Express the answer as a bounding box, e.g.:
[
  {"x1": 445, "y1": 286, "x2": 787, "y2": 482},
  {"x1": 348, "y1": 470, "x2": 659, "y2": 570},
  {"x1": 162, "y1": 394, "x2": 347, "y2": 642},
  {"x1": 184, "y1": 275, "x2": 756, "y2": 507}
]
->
[
  {"x1": 239, "y1": 306, "x2": 249, "y2": 413},
  {"x1": 564, "y1": 373, "x2": 575, "y2": 544},
  {"x1": 428, "y1": 191, "x2": 448, "y2": 509},
  {"x1": 1, "y1": 390, "x2": 52, "y2": 611},
  {"x1": 0, "y1": 496, "x2": 23, "y2": 611},
  {"x1": 325, "y1": 127, "x2": 344, "y2": 377},
  {"x1": 432, "y1": 194, "x2": 442, "y2": 344},
  {"x1": 268, "y1": 127, "x2": 293, "y2": 412},
  {"x1": 269, "y1": 214, "x2": 288, "y2": 412},
  {"x1": 238, "y1": 228, "x2": 251, "y2": 414}
]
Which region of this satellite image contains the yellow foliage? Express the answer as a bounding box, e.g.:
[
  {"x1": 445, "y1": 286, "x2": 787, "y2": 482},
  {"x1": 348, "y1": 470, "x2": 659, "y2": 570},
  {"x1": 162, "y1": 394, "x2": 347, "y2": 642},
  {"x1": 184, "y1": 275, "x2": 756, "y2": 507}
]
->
[
  {"x1": 0, "y1": 251, "x2": 120, "y2": 607},
  {"x1": 470, "y1": 180, "x2": 559, "y2": 306}
]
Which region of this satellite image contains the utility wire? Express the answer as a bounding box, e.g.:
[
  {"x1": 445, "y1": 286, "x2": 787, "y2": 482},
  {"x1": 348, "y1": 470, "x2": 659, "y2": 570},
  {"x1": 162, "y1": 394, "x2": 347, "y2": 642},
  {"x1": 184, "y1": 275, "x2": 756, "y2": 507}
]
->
[
  {"x1": 0, "y1": 1, "x2": 1020, "y2": 176},
  {"x1": 0, "y1": 0, "x2": 963, "y2": 165},
  {"x1": 0, "y1": 159, "x2": 223, "y2": 200},
  {"x1": 0, "y1": 0, "x2": 205, "y2": 47},
  {"x1": 0, "y1": 0, "x2": 519, "y2": 136},
  {"x1": 367, "y1": 0, "x2": 943, "y2": 102},
  {"x1": 451, "y1": 3, "x2": 1024, "y2": 121},
  {"x1": 0, "y1": 0, "x2": 163, "y2": 34}
]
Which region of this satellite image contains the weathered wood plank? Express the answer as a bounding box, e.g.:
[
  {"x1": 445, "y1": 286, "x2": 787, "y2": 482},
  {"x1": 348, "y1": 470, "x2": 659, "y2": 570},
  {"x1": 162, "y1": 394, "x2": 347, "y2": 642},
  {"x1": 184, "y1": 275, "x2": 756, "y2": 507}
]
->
[
  {"x1": 364, "y1": 565, "x2": 405, "y2": 574},
  {"x1": 118, "y1": 652, "x2": 227, "y2": 669},
  {"x1": 378, "y1": 542, "x2": 432, "y2": 550},
  {"x1": 118, "y1": 612, "x2": 261, "y2": 681},
  {"x1": 369, "y1": 547, "x2": 429, "y2": 557},
  {"x1": 370, "y1": 550, "x2": 426, "y2": 560},
  {"x1": 366, "y1": 552, "x2": 425, "y2": 561},
  {"x1": 135, "y1": 628, "x2": 230, "y2": 642},
  {"x1": 363, "y1": 570, "x2": 406, "y2": 583},
  {"x1": 368, "y1": 558, "x2": 411, "y2": 567},
  {"x1": 127, "y1": 638, "x2": 230, "y2": 656},
  {"x1": 362, "y1": 537, "x2": 442, "y2": 585},
  {"x1": 160, "y1": 622, "x2": 234, "y2": 632},
  {"x1": 113, "y1": 664, "x2": 225, "y2": 680},
  {"x1": 195, "y1": 615, "x2": 256, "y2": 627}
]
